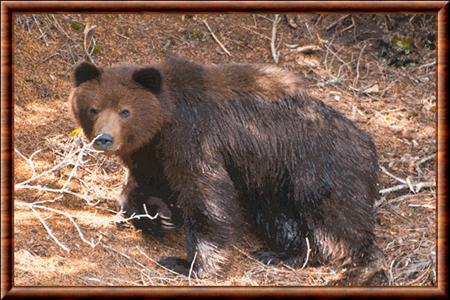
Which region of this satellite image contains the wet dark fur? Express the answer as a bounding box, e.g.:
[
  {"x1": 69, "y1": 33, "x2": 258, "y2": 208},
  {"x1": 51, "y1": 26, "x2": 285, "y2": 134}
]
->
[{"x1": 70, "y1": 58, "x2": 385, "y2": 282}]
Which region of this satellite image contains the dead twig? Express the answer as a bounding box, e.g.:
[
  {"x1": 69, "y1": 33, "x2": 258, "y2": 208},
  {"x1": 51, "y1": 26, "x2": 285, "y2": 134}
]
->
[
  {"x1": 299, "y1": 237, "x2": 310, "y2": 271},
  {"x1": 136, "y1": 246, "x2": 182, "y2": 276},
  {"x1": 295, "y1": 45, "x2": 321, "y2": 54},
  {"x1": 379, "y1": 181, "x2": 436, "y2": 195},
  {"x1": 239, "y1": 25, "x2": 271, "y2": 41},
  {"x1": 32, "y1": 15, "x2": 48, "y2": 47},
  {"x1": 189, "y1": 251, "x2": 198, "y2": 284},
  {"x1": 15, "y1": 135, "x2": 104, "y2": 205},
  {"x1": 51, "y1": 15, "x2": 73, "y2": 41},
  {"x1": 223, "y1": 36, "x2": 254, "y2": 50},
  {"x1": 29, "y1": 205, "x2": 70, "y2": 252},
  {"x1": 415, "y1": 154, "x2": 436, "y2": 175},
  {"x1": 83, "y1": 23, "x2": 98, "y2": 64},
  {"x1": 353, "y1": 44, "x2": 367, "y2": 88},
  {"x1": 380, "y1": 166, "x2": 406, "y2": 184},
  {"x1": 324, "y1": 45, "x2": 351, "y2": 72},
  {"x1": 304, "y1": 22, "x2": 313, "y2": 39},
  {"x1": 271, "y1": 14, "x2": 281, "y2": 63},
  {"x1": 340, "y1": 15, "x2": 355, "y2": 33},
  {"x1": 36, "y1": 53, "x2": 60, "y2": 66},
  {"x1": 202, "y1": 20, "x2": 232, "y2": 57},
  {"x1": 326, "y1": 15, "x2": 349, "y2": 31}
]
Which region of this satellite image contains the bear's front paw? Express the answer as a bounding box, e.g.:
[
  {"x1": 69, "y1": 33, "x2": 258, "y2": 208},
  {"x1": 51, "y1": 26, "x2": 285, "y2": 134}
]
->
[{"x1": 158, "y1": 257, "x2": 197, "y2": 277}]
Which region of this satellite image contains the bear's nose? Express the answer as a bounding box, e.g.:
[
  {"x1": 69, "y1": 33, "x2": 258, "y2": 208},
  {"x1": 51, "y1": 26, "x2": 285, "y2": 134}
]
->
[{"x1": 94, "y1": 134, "x2": 114, "y2": 150}]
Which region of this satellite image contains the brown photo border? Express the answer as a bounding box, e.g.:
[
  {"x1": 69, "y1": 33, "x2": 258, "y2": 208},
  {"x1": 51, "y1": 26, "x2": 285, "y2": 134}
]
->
[{"x1": 1, "y1": 1, "x2": 448, "y2": 299}]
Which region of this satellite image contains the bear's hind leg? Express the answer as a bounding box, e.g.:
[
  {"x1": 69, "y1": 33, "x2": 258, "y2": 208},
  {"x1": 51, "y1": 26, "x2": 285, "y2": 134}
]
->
[{"x1": 251, "y1": 210, "x2": 312, "y2": 268}]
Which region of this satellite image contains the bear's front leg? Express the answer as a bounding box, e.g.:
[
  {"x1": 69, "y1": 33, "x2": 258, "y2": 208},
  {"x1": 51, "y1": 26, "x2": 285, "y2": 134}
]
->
[
  {"x1": 159, "y1": 164, "x2": 241, "y2": 278},
  {"x1": 117, "y1": 176, "x2": 175, "y2": 235}
]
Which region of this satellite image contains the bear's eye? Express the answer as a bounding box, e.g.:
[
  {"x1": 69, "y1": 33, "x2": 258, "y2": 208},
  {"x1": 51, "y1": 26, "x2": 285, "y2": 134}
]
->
[
  {"x1": 120, "y1": 109, "x2": 130, "y2": 118},
  {"x1": 90, "y1": 108, "x2": 99, "y2": 117}
]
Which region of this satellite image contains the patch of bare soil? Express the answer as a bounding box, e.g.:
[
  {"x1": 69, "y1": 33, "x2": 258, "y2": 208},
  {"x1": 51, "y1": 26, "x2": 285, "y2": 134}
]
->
[{"x1": 13, "y1": 14, "x2": 436, "y2": 286}]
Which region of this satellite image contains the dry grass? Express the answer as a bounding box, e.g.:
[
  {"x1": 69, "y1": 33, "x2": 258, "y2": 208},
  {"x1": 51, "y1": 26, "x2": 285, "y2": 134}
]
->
[{"x1": 13, "y1": 13, "x2": 436, "y2": 287}]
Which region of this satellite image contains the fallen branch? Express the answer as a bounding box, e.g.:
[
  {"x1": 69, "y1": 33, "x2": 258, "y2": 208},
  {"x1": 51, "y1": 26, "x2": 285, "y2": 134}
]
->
[
  {"x1": 15, "y1": 135, "x2": 104, "y2": 205},
  {"x1": 29, "y1": 205, "x2": 70, "y2": 252},
  {"x1": 379, "y1": 181, "x2": 436, "y2": 194},
  {"x1": 203, "y1": 20, "x2": 232, "y2": 57}
]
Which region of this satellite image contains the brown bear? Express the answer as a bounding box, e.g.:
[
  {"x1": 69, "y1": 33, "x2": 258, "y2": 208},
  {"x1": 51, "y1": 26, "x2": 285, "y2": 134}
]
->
[{"x1": 70, "y1": 57, "x2": 386, "y2": 284}]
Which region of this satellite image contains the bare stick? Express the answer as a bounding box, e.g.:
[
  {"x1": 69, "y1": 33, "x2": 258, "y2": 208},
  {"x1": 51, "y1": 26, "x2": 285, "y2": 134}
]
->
[
  {"x1": 14, "y1": 185, "x2": 100, "y2": 205},
  {"x1": 189, "y1": 251, "x2": 198, "y2": 284},
  {"x1": 51, "y1": 15, "x2": 73, "y2": 41},
  {"x1": 240, "y1": 25, "x2": 271, "y2": 41},
  {"x1": 29, "y1": 205, "x2": 70, "y2": 252},
  {"x1": 379, "y1": 166, "x2": 406, "y2": 184},
  {"x1": 299, "y1": 237, "x2": 310, "y2": 271},
  {"x1": 295, "y1": 45, "x2": 321, "y2": 53},
  {"x1": 408, "y1": 204, "x2": 435, "y2": 209},
  {"x1": 36, "y1": 53, "x2": 60, "y2": 66},
  {"x1": 15, "y1": 136, "x2": 104, "y2": 205},
  {"x1": 14, "y1": 148, "x2": 42, "y2": 179},
  {"x1": 326, "y1": 15, "x2": 349, "y2": 31},
  {"x1": 379, "y1": 181, "x2": 436, "y2": 194},
  {"x1": 324, "y1": 45, "x2": 351, "y2": 71},
  {"x1": 340, "y1": 16, "x2": 355, "y2": 33},
  {"x1": 136, "y1": 246, "x2": 182, "y2": 276},
  {"x1": 17, "y1": 201, "x2": 102, "y2": 248},
  {"x1": 203, "y1": 20, "x2": 232, "y2": 57},
  {"x1": 83, "y1": 23, "x2": 98, "y2": 64},
  {"x1": 353, "y1": 44, "x2": 366, "y2": 88},
  {"x1": 304, "y1": 22, "x2": 313, "y2": 39},
  {"x1": 32, "y1": 15, "x2": 48, "y2": 47},
  {"x1": 271, "y1": 14, "x2": 281, "y2": 63},
  {"x1": 416, "y1": 154, "x2": 436, "y2": 175}
]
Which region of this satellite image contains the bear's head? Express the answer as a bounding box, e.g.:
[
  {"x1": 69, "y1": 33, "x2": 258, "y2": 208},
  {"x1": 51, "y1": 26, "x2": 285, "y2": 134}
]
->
[{"x1": 69, "y1": 61, "x2": 171, "y2": 156}]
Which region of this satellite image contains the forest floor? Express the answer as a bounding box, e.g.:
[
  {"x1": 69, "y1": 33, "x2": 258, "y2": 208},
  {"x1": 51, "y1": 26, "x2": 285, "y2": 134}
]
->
[{"x1": 13, "y1": 13, "x2": 436, "y2": 286}]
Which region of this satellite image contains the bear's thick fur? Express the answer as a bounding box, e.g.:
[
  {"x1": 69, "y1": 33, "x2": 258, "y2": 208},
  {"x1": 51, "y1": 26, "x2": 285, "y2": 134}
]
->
[{"x1": 70, "y1": 58, "x2": 385, "y2": 283}]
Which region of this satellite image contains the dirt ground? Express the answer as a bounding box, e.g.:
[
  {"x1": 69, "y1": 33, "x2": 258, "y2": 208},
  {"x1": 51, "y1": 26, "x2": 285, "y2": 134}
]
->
[{"x1": 13, "y1": 13, "x2": 436, "y2": 287}]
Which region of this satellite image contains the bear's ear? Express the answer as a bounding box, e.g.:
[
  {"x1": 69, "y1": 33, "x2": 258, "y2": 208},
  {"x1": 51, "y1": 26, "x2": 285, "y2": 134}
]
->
[
  {"x1": 74, "y1": 62, "x2": 102, "y2": 87},
  {"x1": 132, "y1": 67, "x2": 162, "y2": 94}
]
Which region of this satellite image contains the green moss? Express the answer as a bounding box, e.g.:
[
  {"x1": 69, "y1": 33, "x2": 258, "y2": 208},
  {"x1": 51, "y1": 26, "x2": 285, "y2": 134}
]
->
[
  {"x1": 89, "y1": 46, "x2": 101, "y2": 54},
  {"x1": 71, "y1": 23, "x2": 81, "y2": 30},
  {"x1": 392, "y1": 35, "x2": 414, "y2": 54},
  {"x1": 190, "y1": 28, "x2": 206, "y2": 41}
]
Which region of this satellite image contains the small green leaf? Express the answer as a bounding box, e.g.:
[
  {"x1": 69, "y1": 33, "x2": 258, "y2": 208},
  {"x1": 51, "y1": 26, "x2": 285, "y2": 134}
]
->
[{"x1": 69, "y1": 128, "x2": 82, "y2": 136}]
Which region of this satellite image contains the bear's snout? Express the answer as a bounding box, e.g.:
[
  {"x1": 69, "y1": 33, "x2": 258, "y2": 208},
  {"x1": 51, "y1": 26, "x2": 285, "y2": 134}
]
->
[{"x1": 94, "y1": 134, "x2": 114, "y2": 150}]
